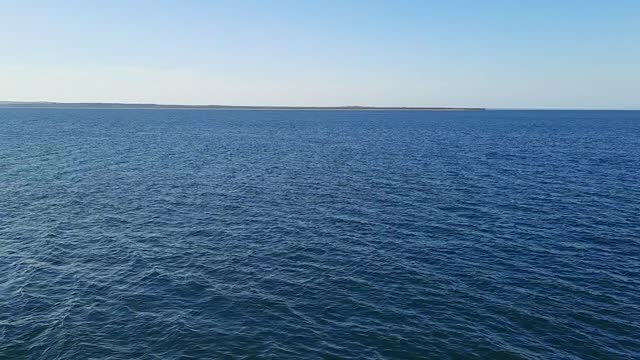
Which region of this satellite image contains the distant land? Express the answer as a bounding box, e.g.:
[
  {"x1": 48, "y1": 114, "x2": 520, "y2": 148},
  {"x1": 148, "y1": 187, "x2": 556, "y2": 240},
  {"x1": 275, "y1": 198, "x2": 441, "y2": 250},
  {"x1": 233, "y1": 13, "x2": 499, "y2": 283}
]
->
[{"x1": 0, "y1": 101, "x2": 485, "y2": 111}]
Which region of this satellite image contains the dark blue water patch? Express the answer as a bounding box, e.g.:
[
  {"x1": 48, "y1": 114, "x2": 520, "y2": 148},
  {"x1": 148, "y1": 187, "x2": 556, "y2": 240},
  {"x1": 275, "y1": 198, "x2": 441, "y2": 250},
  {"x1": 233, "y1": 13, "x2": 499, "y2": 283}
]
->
[{"x1": 1, "y1": 109, "x2": 639, "y2": 359}]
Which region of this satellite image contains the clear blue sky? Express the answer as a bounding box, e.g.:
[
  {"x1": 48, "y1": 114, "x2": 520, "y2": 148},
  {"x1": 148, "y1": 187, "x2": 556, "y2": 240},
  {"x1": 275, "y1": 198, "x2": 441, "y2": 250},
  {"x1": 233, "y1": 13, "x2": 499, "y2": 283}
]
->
[{"x1": 1, "y1": 0, "x2": 639, "y2": 109}]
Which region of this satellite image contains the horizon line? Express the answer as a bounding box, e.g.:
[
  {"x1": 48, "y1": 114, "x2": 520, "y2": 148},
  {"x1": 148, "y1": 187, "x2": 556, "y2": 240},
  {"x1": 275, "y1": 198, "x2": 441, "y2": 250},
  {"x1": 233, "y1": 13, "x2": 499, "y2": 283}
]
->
[
  {"x1": 0, "y1": 100, "x2": 485, "y2": 111},
  {"x1": 0, "y1": 100, "x2": 638, "y2": 111}
]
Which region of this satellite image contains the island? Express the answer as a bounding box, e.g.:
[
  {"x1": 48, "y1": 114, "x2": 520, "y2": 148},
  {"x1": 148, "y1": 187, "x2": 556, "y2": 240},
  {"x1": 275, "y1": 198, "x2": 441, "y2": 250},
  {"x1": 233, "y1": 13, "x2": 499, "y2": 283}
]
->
[{"x1": 0, "y1": 101, "x2": 485, "y2": 111}]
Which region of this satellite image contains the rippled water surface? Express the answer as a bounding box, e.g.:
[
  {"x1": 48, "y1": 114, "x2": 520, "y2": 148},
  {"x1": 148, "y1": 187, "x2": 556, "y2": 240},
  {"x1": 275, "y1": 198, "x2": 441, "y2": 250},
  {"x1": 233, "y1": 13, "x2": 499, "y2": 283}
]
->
[{"x1": 1, "y1": 109, "x2": 639, "y2": 359}]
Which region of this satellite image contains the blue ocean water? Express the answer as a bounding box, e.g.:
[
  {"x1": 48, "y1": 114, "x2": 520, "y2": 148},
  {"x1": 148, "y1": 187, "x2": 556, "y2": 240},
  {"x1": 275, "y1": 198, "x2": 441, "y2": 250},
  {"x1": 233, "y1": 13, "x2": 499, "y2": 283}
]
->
[{"x1": 0, "y1": 109, "x2": 639, "y2": 359}]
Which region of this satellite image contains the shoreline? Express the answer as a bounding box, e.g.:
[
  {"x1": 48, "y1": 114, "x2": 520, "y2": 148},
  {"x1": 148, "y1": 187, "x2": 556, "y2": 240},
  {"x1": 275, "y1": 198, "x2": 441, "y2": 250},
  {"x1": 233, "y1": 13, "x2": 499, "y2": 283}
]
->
[{"x1": 0, "y1": 102, "x2": 485, "y2": 111}]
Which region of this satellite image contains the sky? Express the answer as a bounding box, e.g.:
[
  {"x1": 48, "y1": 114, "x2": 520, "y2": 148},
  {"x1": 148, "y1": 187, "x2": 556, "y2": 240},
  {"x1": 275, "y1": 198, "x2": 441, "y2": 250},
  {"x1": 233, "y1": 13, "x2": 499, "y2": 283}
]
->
[{"x1": 1, "y1": 0, "x2": 639, "y2": 109}]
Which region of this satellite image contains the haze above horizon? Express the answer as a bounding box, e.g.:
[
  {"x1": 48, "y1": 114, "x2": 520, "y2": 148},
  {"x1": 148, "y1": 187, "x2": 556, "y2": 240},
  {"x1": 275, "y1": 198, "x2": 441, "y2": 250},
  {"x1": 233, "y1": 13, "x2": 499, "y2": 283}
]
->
[{"x1": 1, "y1": 0, "x2": 639, "y2": 110}]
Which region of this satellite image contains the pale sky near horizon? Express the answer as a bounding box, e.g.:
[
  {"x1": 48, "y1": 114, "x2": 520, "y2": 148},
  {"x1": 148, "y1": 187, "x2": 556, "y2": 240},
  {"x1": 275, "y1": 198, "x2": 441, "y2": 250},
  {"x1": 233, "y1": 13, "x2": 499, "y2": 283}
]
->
[{"x1": 1, "y1": 0, "x2": 639, "y2": 109}]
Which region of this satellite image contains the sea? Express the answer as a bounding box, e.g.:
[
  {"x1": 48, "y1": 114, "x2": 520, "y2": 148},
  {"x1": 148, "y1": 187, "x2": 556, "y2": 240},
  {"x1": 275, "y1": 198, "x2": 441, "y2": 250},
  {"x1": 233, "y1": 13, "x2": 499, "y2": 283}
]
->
[{"x1": 1, "y1": 108, "x2": 638, "y2": 359}]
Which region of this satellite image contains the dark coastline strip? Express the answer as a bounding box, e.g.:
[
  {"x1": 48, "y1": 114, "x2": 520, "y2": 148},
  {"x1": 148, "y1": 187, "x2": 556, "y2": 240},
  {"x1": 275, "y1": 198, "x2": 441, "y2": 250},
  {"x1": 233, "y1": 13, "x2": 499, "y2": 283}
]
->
[{"x1": 0, "y1": 102, "x2": 485, "y2": 111}]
